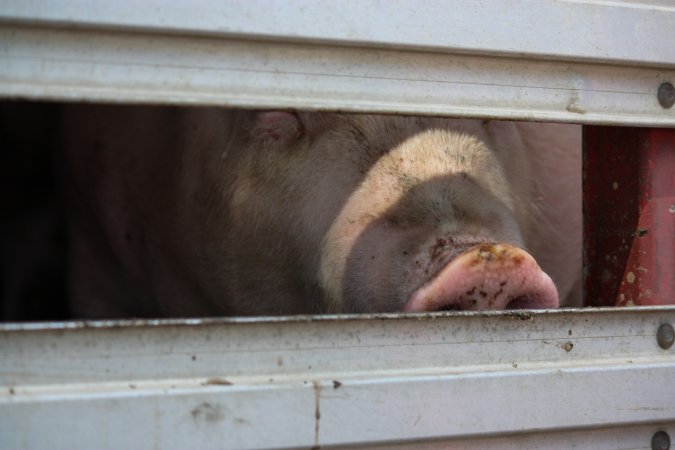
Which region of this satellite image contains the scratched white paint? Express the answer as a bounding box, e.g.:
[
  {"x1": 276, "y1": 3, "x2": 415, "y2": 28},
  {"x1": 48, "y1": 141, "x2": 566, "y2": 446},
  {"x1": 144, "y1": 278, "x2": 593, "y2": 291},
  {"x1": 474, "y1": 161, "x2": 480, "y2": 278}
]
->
[{"x1": 1, "y1": 308, "x2": 674, "y2": 449}]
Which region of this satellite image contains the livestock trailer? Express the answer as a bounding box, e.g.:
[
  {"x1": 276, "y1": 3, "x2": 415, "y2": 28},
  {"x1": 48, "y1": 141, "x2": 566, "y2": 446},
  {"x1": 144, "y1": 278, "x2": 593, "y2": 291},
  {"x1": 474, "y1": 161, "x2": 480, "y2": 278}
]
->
[{"x1": 1, "y1": 1, "x2": 674, "y2": 448}]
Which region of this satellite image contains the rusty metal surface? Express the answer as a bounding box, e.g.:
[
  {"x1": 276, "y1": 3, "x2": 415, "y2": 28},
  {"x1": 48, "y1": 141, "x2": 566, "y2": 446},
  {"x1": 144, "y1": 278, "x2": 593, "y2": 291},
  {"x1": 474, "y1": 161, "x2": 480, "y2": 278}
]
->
[{"x1": 584, "y1": 126, "x2": 675, "y2": 306}]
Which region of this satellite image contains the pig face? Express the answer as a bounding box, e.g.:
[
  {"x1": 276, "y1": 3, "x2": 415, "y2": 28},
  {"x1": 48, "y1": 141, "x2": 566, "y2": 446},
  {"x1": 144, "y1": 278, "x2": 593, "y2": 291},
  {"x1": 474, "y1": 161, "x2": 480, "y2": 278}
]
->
[
  {"x1": 226, "y1": 112, "x2": 560, "y2": 314},
  {"x1": 62, "y1": 106, "x2": 579, "y2": 318}
]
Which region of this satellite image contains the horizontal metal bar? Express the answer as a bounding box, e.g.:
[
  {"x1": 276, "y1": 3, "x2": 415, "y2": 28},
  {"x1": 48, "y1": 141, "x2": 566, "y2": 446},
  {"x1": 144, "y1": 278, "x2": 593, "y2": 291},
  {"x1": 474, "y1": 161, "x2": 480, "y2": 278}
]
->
[
  {"x1": 2, "y1": 308, "x2": 674, "y2": 448},
  {"x1": 2, "y1": 0, "x2": 675, "y2": 68},
  {"x1": 2, "y1": 365, "x2": 674, "y2": 449},
  {"x1": 1, "y1": 25, "x2": 674, "y2": 125}
]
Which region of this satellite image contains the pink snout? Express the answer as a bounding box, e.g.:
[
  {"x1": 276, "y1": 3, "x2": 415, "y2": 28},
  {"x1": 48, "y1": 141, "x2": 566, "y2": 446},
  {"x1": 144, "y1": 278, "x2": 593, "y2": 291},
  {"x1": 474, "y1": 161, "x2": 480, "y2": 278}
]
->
[{"x1": 405, "y1": 244, "x2": 559, "y2": 312}]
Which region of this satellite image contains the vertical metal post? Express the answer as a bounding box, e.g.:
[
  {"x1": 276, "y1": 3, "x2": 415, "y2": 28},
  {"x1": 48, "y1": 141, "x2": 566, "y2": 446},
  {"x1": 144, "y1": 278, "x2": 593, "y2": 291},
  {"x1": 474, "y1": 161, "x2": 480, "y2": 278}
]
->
[{"x1": 583, "y1": 126, "x2": 675, "y2": 306}]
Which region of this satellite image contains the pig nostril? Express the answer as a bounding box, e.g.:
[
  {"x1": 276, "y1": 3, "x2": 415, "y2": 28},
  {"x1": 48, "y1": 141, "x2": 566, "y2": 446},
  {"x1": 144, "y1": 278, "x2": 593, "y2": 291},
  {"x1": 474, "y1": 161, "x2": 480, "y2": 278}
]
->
[
  {"x1": 505, "y1": 295, "x2": 542, "y2": 310},
  {"x1": 437, "y1": 303, "x2": 461, "y2": 312}
]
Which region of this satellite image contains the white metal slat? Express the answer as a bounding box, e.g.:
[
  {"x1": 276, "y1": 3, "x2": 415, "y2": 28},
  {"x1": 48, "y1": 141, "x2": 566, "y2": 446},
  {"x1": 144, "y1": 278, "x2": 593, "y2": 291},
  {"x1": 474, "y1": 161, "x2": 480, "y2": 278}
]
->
[
  {"x1": 3, "y1": 0, "x2": 675, "y2": 66},
  {"x1": 1, "y1": 1, "x2": 674, "y2": 125},
  {"x1": 1, "y1": 308, "x2": 674, "y2": 449}
]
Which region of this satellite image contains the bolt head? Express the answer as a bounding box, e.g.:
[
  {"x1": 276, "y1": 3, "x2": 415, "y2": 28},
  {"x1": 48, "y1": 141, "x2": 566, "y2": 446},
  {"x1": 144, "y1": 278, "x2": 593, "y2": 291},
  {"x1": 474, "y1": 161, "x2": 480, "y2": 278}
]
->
[
  {"x1": 658, "y1": 82, "x2": 675, "y2": 109},
  {"x1": 657, "y1": 323, "x2": 674, "y2": 350},
  {"x1": 652, "y1": 430, "x2": 671, "y2": 450}
]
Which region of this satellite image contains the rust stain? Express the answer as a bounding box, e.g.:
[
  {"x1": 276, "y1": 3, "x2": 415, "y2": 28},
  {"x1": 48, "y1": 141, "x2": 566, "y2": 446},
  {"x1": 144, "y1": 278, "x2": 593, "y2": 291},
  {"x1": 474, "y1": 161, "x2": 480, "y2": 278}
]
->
[
  {"x1": 566, "y1": 103, "x2": 587, "y2": 114},
  {"x1": 313, "y1": 381, "x2": 322, "y2": 449},
  {"x1": 202, "y1": 377, "x2": 233, "y2": 386},
  {"x1": 191, "y1": 402, "x2": 225, "y2": 423},
  {"x1": 560, "y1": 341, "x2": 574, "y2": 352},
  {"x1": 503, "y1": 311, "x2": 533, "y2": 321}
]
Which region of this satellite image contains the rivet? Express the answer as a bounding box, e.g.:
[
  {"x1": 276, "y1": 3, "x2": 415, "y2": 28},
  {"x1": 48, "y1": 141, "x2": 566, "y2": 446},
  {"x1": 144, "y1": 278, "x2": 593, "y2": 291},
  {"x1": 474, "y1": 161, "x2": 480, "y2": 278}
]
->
[
  {"x1": 658, "y1": 82, "x2": 675, "y2": 109},
  {"x1": 652, "y1": 430, "x2": 671, "y2": 450},
  {"x1": 657, "y1": 323, "x2": 674, "y2": 350}
]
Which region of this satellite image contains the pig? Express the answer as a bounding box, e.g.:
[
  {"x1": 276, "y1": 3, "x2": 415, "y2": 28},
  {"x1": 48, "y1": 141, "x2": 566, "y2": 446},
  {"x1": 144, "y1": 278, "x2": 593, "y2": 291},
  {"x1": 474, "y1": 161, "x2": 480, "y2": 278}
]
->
[{"x1": 60, "y1": 106, "x2": 581, "y2": 318}]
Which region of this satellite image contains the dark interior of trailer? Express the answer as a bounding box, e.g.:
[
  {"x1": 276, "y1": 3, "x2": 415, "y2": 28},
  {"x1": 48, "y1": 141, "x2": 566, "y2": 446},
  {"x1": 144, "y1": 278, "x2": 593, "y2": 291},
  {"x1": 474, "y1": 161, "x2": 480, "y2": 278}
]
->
[{"x1": 1, "y1": 101, "x2": 69, "y2": 321}]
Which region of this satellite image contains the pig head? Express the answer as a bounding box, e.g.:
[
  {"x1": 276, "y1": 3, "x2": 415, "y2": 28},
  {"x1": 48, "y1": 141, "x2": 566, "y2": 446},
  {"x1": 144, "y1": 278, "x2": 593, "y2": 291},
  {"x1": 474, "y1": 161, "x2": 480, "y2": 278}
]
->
[{"x1": 61, "y1": 106, "x2": 581, "y2": 318}]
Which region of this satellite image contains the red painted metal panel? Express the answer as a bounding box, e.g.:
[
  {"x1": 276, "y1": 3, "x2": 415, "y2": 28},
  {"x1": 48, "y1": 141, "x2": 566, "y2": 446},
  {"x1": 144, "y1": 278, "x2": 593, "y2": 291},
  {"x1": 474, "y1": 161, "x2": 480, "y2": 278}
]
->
[{"x1": 583, "y1": 126, "x2": 675, "y2": 306}]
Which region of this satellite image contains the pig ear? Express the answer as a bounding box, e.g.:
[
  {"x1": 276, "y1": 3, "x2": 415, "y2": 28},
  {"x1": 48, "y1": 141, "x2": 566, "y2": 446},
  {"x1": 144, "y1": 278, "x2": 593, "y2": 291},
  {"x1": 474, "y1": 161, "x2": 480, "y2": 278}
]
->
[{"x1": 254, "y1": 111, "x2": 304, "y2": 143}]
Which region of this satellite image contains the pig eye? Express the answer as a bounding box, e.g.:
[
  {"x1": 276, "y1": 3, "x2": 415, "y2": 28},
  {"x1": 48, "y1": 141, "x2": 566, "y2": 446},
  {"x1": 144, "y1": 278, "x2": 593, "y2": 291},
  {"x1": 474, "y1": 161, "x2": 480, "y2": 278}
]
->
[
  {"x1": 257, "y1": 110, "x2": 300, "y2": 123},
  {"x1": 255, "y1": 111, "x2": 303, "y2": 137}
]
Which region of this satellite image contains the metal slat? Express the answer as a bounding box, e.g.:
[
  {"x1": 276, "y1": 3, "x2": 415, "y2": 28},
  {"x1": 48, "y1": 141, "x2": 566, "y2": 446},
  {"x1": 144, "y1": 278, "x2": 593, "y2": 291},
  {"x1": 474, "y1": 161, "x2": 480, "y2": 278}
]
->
[
  {"x1": 2, "y1": 0, "x2": 675, "y2": 67},
  {"x1": 2, "y1": 308, "x2": 674, "y2": 449},
  {"x1": 1, "y1": 1, "x2": 675, "y2": 124}
]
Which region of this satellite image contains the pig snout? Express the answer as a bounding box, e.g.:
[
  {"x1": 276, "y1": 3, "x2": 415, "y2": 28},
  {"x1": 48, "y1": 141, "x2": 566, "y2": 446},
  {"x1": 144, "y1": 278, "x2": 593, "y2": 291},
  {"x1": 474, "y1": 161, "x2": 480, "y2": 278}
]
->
[{"x1": 404, "y1": 244, "x2": 559, "y2": 312}]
